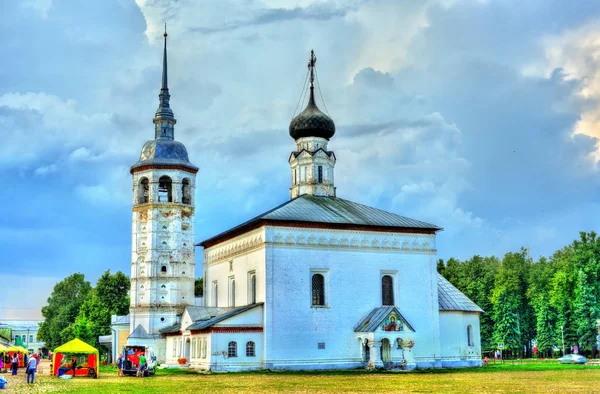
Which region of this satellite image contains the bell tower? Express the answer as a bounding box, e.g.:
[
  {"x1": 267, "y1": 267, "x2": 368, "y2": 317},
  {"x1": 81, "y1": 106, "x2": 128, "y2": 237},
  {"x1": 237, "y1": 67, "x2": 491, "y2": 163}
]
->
[{"x1": 129, "y1": 27, "x2": 198, "y2": 349}]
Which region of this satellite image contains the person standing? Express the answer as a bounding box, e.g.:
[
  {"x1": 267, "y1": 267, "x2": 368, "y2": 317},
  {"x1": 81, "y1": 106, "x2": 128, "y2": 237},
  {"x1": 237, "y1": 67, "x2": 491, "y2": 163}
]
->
[
  {"x1": 117, "y1": 355, "x2": 123, "y2": 377},
  {"x1": 26, "y1": 353, "x2": 37, "y2": 384},
  {"x1": 11, "y1": 353, "x2": 18, "y2": 375},
  {"x1": 71, "y1": 355, "x2": 77, "y2": 378},
  {"x1": 137, "y1": 354, "x2": 147, "y2": 378}
]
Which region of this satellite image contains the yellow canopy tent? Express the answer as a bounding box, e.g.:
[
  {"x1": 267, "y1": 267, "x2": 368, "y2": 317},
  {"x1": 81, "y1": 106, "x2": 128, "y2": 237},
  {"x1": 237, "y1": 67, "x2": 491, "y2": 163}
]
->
[
  {"x1": 5, "y1": 346, "x2": 27, "y2": 353},
  {"x1": 0, "y1": 344, "x2": 7, "y2": 352},
  {"x1": 4, "y1": 345, "x2": 28, "y2": 367},
  {"x1": 52, "y1": 338, "x2": 99, "y2": 378}
]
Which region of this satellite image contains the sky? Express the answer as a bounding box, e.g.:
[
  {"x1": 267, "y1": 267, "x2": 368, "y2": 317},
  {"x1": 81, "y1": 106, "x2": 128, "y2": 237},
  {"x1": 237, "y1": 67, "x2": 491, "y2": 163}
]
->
[{"x1": 1, "y1": 0, "x2": 600, "y2": 320}]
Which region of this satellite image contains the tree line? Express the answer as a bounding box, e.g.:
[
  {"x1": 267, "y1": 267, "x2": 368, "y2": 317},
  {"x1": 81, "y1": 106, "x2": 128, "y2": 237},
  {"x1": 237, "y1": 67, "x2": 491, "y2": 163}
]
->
[
  {"x1": 37, "y1": 271, "x2": 205, "y2": 351},
  {"x1": 37, "y1": 271, "x2": 130, "y2": 350},
  {"x1": 438, "y1": 231, "x2": 600, "y2": 358}
]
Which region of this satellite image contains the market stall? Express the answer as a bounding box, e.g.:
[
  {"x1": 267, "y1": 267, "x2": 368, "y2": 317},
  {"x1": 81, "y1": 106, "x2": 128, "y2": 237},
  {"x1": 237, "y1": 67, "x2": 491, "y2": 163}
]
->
[
  {"x1": 4, "y1": 345, "x2": 27, "y2": 368},
  {"x1": 52, "y1": 338, "x2": 99, "y2": 378}
]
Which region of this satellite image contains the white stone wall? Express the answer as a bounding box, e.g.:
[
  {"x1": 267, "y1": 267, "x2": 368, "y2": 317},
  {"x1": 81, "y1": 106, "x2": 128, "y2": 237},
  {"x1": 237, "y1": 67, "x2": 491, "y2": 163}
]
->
[
  {"x1": 263, "y1": 226, "x2": 440, "y2": 369},
  {"x1": 438, "y1": 311, "x2": 482, "y2": 367},
  {"x1": 130, "y1": 167, "x2": 197, "y2": 336},
  {"x1": 204, "y1": 228, "x2": 267, "y2": 307},
  {"x1": 210, "y1": 332, "x2": 264, "y2": 371}
]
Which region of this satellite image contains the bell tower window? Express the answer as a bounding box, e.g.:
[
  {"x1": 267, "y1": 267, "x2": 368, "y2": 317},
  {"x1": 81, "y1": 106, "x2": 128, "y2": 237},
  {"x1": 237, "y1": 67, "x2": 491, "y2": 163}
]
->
[
  {"x1": 182, "y1": 178, "x2": 191, "y2": 205},
  {"x1": 138, "y1": 177, "x2": 149, "y2": 203},
  {"x1": 158, "y1": 176, "x2": 172, "y2": 202}
]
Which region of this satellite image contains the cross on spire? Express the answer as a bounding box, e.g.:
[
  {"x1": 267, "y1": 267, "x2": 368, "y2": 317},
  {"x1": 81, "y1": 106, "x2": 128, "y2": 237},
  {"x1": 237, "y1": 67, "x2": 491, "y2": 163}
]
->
[{"x1": 308, "y1": 49, "x2": 317, "y2": 89}]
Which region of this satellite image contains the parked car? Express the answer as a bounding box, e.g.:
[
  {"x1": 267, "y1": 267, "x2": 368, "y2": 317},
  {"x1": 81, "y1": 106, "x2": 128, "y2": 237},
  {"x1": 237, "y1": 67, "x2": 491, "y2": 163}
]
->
[{"x1": 557, "y1": 354, "x2": 587, "y2": 364}]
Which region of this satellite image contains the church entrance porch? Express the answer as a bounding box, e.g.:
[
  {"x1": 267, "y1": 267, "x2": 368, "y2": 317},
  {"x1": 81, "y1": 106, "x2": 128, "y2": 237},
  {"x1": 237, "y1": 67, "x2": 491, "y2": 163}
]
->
[{"x1": 355, "y1": 306, "x2": 417, "y2": 370}]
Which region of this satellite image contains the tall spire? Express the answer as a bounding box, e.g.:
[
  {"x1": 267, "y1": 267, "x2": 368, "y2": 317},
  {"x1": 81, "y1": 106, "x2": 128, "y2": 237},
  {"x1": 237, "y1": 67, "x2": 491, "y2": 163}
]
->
[
  {"x1": 154, "y1": 24, "x2": 176, "y2": 140},
  {"x1": 307, "y1": 49, "x2": 317, "y2": 105},
  {"x1": 161, "y1": 24, "x2": 168, "y2": 92}
]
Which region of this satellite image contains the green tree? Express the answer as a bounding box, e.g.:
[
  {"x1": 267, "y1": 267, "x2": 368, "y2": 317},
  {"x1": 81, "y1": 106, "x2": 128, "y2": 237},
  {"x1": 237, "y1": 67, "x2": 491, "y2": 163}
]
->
[
  {"x1": 65, "y1": 270, "x2": 130, "y2": 347},
  {"x1": 37, "y1": 273, "x2": 92, "y2": 350},
  {"x1": 195, "y1": 277, "x2": 204, "y2": 297},
  {"x1": 534, "y1": 296, "x2": 555, "y2": 357},
  {"x1": 492, "y1": 287, "x2": 521, "y2": 352}
]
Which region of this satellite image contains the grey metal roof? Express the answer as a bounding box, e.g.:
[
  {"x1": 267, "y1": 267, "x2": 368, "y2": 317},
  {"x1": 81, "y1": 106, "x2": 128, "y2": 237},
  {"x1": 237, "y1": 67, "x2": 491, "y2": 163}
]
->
[
  {"x1": 98, "y1": 335, "x2": 112, "y2": 344},
  {"x1": 131, "y1": 139, "x2": 198, "y2": 172},
  {"x1": 200, "y1": 195, "x2": 441, "y2": 246},
  {"x1": 186, "y1": 303, "x2": 263, "y2": 331},
  {"x1": 354, "y1": 306, "x2": 415, "y2": 332},
  {"x1": 263, "y1": 195, "x2": 441, "y2": 228},
  {"x1": 438, "y1": 274, "x2": 484, "y2": 313},
  {"x1": 159, "y1": 322, "x2": 181, "y2": 334},
  {"x1": 128, "y1": 324, "x2": 162, "y2": 339}
]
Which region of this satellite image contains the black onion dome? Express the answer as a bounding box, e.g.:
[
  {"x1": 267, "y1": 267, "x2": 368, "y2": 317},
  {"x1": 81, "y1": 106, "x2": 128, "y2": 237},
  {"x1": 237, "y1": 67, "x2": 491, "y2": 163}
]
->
[{"x1": 289, "y1": 91, "x2": 335, "y2": 140}]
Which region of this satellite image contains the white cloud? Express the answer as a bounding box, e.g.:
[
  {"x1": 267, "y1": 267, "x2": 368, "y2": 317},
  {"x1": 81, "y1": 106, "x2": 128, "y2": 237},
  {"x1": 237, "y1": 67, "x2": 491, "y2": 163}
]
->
[
  {"x1": 540, "y1": 20, "x2": 600, "y2": 161},
  {"x1": 20, "y1": 0, "x2": 52, "y2": 19},
  {"x1": 34, "y1": 163, "x2": 58, "y2": 176}
]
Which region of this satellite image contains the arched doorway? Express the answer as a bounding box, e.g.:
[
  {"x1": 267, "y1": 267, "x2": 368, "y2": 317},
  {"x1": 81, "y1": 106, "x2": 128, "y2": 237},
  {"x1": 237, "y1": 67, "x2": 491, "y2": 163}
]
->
[
  {"x1": 363, "y1": 340, "x2": 370, "y2": 362},
  {"x1": 185, "y1": 338, "x2": 191, "y2": 361},
  {"x1": 381, "y1": 338, "x2": 392, "y2": 363}
]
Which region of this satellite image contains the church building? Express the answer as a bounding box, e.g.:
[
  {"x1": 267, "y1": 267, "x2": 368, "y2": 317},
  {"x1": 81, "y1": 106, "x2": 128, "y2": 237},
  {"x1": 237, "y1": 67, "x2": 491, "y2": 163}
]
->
[{"x1": 122, "y1": 33, "x2": 483, "y2": 371}]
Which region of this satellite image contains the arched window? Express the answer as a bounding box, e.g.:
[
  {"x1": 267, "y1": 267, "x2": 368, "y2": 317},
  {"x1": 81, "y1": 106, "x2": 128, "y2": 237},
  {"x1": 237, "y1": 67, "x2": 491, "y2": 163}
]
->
[
  {"x1": 138, "y1": 177, "x2": 149, "y2": 203},
  {"x1": 250, "y1": 274, "x2": 256, "y2": 304},
  {"x1": 246, "y1": 341, "x2": 255, "y2": 357},
  {"x1": 382, "y1": 275, "x2": 394, "y2": 306},
  {"x1": 161, "y1": 265, "x2": 167, "y2": 274},
  {"x1": 467, "y1": 325, "x2": 473, "y2": 346},
  {"x1": 228, "y1": 341, "x2": 237, "y2": 358},
  {"x1": 312, "y1": 274, "x2": 325, "y2": 306},
  {"x1": 182, "y1": 178, "x2": 191, "y2": 205},
  {"x1": 158, "y1": 176, "x2": 172, "y2": 202}
]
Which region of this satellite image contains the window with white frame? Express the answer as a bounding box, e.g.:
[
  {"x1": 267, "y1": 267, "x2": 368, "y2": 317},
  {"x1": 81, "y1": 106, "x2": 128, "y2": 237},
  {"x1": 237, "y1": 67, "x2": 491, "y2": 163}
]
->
[
  {"x1": 246, "y1": 341, "x2": 255, "y2": 357},
  {"x1": 228, "y1": 341, "x2": 237, "y2": 357},
  {"x1": 202, "y1": 338, "x2": 207, "y2": 358},
  {"x1": 310, "y1": 269, "x2": 329, "y2": 307},
  {"x1": 380, "y1": 271, "x2": 398, "y2": 306},
  {"x1": 172, "y1": 338, "x2": 177, "y2": 357},
  {"x1": 382, "y1": 275, "x2": 394, "y2": 306},
  {"x1": 191, "y1": 338, "x2": 196, "y2": 358}
]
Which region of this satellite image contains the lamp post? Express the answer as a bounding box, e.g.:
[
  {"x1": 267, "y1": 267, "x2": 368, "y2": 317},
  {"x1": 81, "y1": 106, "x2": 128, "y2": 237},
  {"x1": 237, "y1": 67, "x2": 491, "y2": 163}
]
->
[{"x1": 560, "y1": 326, "x2": 565, "y2": 356}]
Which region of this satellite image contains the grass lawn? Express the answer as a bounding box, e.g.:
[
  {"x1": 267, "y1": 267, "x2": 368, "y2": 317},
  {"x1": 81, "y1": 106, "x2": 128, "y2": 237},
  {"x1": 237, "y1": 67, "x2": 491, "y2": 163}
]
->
[{"x1": 2, "y1": 361, "x2": 600, "y2": 393}]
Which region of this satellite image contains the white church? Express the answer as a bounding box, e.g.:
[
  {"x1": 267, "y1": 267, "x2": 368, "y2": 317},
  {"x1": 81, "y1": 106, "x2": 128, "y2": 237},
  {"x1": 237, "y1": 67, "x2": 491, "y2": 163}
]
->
[{"x1": 122, "y1": 31, "x2": 483, "y2": 371}]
